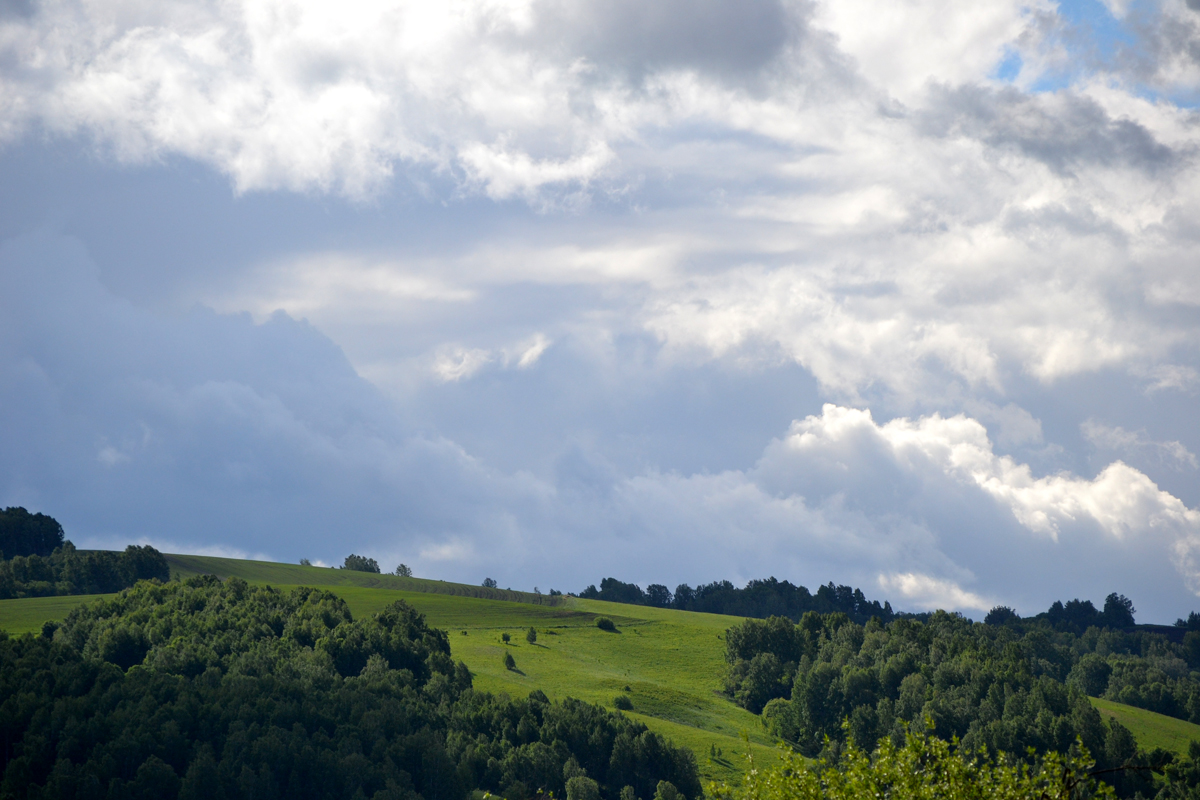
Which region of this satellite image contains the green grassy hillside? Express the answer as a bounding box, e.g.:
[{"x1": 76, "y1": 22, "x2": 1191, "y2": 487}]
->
[
  {"x1": 164, "y1": 553, "x2": 562, "y2": 606},
  {"x1": 1090, "y1": 696, "x2": 1200, "y2": 756},
  {"x1": 0, "y1": 555, "x2": 774, "y2": 783},
  {"x1": 9, "y1": 554, "x2": 1196, "y2": 783}
]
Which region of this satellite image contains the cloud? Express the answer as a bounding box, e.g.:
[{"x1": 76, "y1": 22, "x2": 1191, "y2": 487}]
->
[
  {"x1": 1082, "y1": 419, "x2": 1199, "y2": 470},
  {"x1": 6, "y1": 231, "x2": 1199, "y2": 620},
  {"x1": 2, "y1": 0, "x2": 1200, "y2": 625},
  {"x1": 878, "y1": 572, "x2": 995, "y2": 613}
]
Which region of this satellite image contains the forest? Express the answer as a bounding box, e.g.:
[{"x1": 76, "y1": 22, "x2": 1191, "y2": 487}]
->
[
  {"x1": 721, "y1": 607, "x2": 1200, "y2": 797},
  {"x1": 0, "y1": 575, "x2": 699, "y2": 800}
]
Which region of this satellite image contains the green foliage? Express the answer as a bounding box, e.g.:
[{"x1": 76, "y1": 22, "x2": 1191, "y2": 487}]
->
[
  {"x1": 0, "y1": 576, "x2": 701, "y2": 800},
  {"x1": 597, "y1": 617, "x2": 617, "y2": 632},
  {"x1": 714, "y1": 726, "x2": 1116, "y2": 800},
  {"x1": 568, "y1": 776, "x2": 602, "y2": 800},
  {"x1": 985, "y1": 606, "x2": 1020, "y2": 625},
  {"x1": 654, "y1": 781, "x2": 683, "y2": 800},
  {"x1": 726, "y1": 609, "x2": 1194, "y2": 796},
  {"x1": 615, "y1": 694, "x2": 634, "y2": 710},
  {"x1": 341, "y1": 553, "x2": 380, "y2": 573},
  {"x1": 395, "y1": 563, "x2": 413, "y2": 577},
  {"x1": 0, "y1": 542, "x2": 169, "y2": 599},
  {"x1": 0, "y1": 507, "x2": 64, "y2": 558},
  {"x1": 483, "y1": 578, "x2": 498, "y2": 588},
  {"x1": 299, "y1": 557, "x2": 312, "y2": 566},
  {"x1": 504, "y1": 650, "x2": 516, "y2": 670},
  {"x1": 527, "y1": 626, "x2": 537, "y2": 644},
  {"x1": 502, "y1": 632, "x2": 511, "y2": 643}
]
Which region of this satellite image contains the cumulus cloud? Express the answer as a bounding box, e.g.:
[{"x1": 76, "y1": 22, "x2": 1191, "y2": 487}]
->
[
  {"x1": 3, "y1": 0, "x2": 1200, "y2": 622},
  {"x1": 6, "y1": 231, "x2": 1200, "y2": 619}
]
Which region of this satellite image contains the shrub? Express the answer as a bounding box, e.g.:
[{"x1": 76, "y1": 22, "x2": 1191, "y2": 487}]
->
[
  {"x1": 342, "y1": 554, "x2": 380, "y2": 573},
  {"x1": 527, "y1": 627, "x2": 537, "y2": 644},
  {"x1": 596, "y1": 617, "x2": 616, "y2": 632},
  {"x1": 299, "y1": 558, "x2": 311, "y2": 566},
  {"x1": 654, "y1": 782, "x2": 683, "y2": 800},
  {"x1": 567, "y1": 776, "x2": 601, "y2": 800},
  {"x1": 719, "y1": 725, "x2": 1113, "y2": 800},
  {"x1": 613, "y1": 694, "x2": 633, "y2": 710},
  {"x1": 503, "y1": 651, "x2": 516, "y2": 670},
  {"x1": 502, "y1": 632, "x2": 511, "y2": 643}
]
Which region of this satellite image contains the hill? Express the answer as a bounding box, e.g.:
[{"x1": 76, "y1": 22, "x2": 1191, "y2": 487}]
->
[
  {"x1": 0, "y1": 554, "x2": 777, "y2": 784},
  {"x1": 1090, "y1": 696, "x2": 1200, "y2": 756},
  {"x1": 4, "y1": 553, "x2": 1200, "y2": 784}
]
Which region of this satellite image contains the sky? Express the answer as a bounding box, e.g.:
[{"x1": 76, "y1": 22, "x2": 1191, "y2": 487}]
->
[{"x1": 1, "y1": 0, "x2": 1199, "y2": 622}]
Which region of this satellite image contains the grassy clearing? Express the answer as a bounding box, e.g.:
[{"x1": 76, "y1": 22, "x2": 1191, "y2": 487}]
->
[
  {"x1": 1090, "y1": 696, "x2": 1200, "y2": 755},
  {"x1": 0, "y1": 593, "x2": 116, "y2": 635}
]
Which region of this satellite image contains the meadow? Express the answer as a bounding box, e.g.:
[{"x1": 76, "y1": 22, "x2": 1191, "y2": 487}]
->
[
  {"x1": 0, "y1": 555, "x2": 777, "y2": 783},
  {"x1": 1090, "y1": 696, "x2": 1200, "y2": 756},
  {"x1": 2, "y1": 553, "x2": 1197, "y2": 782}
]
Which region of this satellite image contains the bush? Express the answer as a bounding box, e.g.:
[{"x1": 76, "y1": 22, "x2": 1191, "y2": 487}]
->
[
  {"x1": 614, "y1": 694, "x2": 633, "y2": 710},
  {"x1": 502, "y1": 632, "x2": 511, "y2": 643},
  {"x1": 722, "y1": 726, "x2": 1114, "y2": 800},
  {"x1": 341, "y1": 554, "x2": 380, "y2": 573},
  {"x1": 596, "y1": 617, "x2": 616, "y2": 632},
  {"x1": 299, "y1": 558, "x2": 311, "y2": 566},
  {"x1": 654, "y1": 781, "x2": 683, "y2": 800},
  {"x1": 567, "y1": 776, "x2": 601, "y2": 800},
  {"x1": 527, "y1": 627, "x2": 537, "y2": 644},
  {"x1": 504, "y1": 651, "x2": 516, "y2": 670}
]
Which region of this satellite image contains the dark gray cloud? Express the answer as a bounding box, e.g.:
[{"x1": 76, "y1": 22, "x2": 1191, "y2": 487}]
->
[
  {"x1": 531, "y1": 0, "x2": 796, "y2": 82},
  {"x1": 919, "y1": 84, "x2": 1182, "y2": 175}
]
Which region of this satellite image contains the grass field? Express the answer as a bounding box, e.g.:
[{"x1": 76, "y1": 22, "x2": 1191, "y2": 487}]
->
[
  {"x1": 0, "y1": 557, "x2": 775, "y2": 783},
  {"x1": 1090, "y1": 696, "x2": 1200, "y2": 756}
]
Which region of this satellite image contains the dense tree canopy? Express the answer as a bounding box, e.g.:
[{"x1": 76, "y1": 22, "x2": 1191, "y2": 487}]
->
[
  {"x1": 342, "y1": 554, "x2": 381, "y2": 573},
  {"x1": 0, "y1": 543, "x2": 169, "y2": 599},
  {"x1": 724, "y1": 610, "x2": 1194, "y2": 797},
  {"x1": 0, "y1": 576, "x2": 700, "y2": 800},
  {"x1": 0, "y1": 508, "x2": 64, "y2": 559}
]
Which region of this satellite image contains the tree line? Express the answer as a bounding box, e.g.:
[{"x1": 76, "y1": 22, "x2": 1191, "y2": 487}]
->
[
  {"x1": 721, "y1": 601, "x2": 1200, "y2": 798},
  {"x1": 0, "y1": 507, "x2": 171, "y2": 599},
  {"x1": 0, "y1": 575, "x2": 699, "y2": 800},
  {"x1": 579, "y1": 577, "x2": 898, "y2": 625}
]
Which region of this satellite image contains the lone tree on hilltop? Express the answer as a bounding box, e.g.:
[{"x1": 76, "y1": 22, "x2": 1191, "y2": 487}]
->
[
  {"x1": 482, "y1": 577, "x2": 497, "y2": 588},
  {"x1": 394, "y1": 563, "x2": 412, "y2": 577},
  {"x1": 1103, "y1": 592, "x2": 1136, "y2": 627},
  {"x1": 342, "y1": 554, "x2": 380, "y2": 573}
]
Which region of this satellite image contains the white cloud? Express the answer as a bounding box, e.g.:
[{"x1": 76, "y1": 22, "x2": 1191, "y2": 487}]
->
[
  {"x1": 878, "y1": 572, "x2": 995, "y2": 613},
  {"x1": 433, "y1": 346, "x2": 494, "y2": 382},
  {"x1": 1082, "y1": 419, "x2": 1199, "y2": 470},
  {"x1": 3, "y1": 0, "x2": 1200, "y2": 622}
]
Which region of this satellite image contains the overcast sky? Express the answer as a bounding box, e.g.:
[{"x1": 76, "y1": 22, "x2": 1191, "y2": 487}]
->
[{"x1": 2, "y1": 0, "x2": 1199, "y2": 621}]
